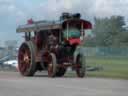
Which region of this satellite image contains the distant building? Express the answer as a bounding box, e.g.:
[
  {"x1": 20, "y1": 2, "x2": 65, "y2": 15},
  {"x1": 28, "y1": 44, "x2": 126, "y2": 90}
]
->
[
  {"x1": 0, "y1": 46, "x2": 17, "y2": 60},
  {"x1": 0, "y1": 47, "x2": 6, "y2": 59}
]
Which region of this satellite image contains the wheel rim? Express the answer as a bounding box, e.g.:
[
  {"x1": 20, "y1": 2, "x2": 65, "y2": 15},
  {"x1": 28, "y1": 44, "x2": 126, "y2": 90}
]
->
[
  {"x1": 18, "y1": 44, "x2": 31, "y2": 75},
  {"x1": 47, "y1": 53, "x2": 57, "y2": 77},
  {"x1": 48, "y1": 54, "x2": 54, "y2": 77},
  {"x1": 76, "y1": 55, "x2": 85, "y2": 77}
]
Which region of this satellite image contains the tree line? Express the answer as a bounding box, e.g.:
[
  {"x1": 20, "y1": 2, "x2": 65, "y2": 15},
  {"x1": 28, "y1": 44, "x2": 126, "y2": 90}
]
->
[{"x1": 85, "y1": 16, "x2": 128, "y2": 47}]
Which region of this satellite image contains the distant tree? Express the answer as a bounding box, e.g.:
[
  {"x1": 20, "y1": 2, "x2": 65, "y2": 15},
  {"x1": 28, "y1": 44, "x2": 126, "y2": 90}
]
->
[
  {"x1": 119, "y1": 31, "x2": 128, "y2": 46},
  {"x1": 93, "y1": 16, "x2": 126, "y2": 47}
]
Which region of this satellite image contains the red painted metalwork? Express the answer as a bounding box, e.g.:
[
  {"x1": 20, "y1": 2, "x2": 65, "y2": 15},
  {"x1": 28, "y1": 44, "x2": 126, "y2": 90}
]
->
[
  {"x1": 68, "y1": 38, "x2": 81, "y2": 45},
  {"x1": 27, "y1": 18, "x2": 34, "y2": 24}
]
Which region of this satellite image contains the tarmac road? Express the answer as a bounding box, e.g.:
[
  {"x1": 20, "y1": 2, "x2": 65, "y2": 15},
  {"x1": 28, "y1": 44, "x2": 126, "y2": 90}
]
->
[{"x1": 0, "y1": 71, "x2": 128, "y2": 96}]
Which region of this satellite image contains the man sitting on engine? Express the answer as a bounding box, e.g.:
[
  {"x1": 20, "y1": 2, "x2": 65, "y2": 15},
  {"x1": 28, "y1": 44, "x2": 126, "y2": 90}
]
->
[{"x1": 47, "y1": 32, "x2": 57, "y2": 50}]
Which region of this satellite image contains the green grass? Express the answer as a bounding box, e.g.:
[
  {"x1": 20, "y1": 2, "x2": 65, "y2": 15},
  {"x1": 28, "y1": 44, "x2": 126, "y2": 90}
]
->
[{"x1": 86, "y1": 56, "x2": 128, "y2": 79}]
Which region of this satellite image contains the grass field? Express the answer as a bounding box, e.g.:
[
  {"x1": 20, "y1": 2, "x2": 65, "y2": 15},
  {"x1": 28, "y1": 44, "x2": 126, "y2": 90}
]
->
[
  {"x1": 66, "y1": 56, "x2": 128, "y2": 79},
  {"x1": 86, "y1": 56, "x2": 128, "y2": 79}
]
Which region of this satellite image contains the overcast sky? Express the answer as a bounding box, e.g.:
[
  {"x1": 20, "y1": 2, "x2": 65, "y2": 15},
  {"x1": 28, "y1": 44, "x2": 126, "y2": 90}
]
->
[{"x1": 0, "y1": 0, "x2": 128, "y2": 46}]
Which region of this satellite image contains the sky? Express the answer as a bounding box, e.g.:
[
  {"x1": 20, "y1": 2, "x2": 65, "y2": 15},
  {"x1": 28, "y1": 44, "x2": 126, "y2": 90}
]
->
[{"x1": 0, "y1": 0, "x2": 128, "y2": 46}]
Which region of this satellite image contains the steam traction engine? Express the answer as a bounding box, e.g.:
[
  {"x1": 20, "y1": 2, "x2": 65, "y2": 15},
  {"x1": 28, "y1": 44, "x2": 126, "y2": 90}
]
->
[{"x1": 16, "y1": 13, "x2": 92, "y2": 77}]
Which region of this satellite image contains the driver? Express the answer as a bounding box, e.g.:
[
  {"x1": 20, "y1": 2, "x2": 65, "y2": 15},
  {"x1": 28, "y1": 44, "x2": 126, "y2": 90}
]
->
[{"x1": 48, "y1": 32, "x2": 57, "y2": 49}]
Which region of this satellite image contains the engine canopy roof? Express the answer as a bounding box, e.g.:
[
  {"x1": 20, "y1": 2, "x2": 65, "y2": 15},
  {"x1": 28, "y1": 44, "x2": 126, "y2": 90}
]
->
[{"x1": 16, "y1": 18, "x2": 92, "y2": 33}]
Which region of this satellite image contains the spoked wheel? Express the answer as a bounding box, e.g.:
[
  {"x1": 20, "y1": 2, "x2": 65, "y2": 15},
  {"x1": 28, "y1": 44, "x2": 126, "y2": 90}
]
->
[
  {"x1": 48, "y1": 53, "x2": 57, "y2": 77},
  {"x1": 18, "y1": 41, "x2": 36, "y2": 76},
  {"x1": 56, "y1": 68, "x2": 66, "y2": 77},
  {"x1": 75, "y1": 54, "x2": 86, "y2": 78}
]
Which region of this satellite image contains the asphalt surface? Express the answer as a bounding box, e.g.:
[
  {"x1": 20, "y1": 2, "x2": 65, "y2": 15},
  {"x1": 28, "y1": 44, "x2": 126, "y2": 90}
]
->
[{"x1": 0, "y1": 72, "x2": 128, "y2": 96}]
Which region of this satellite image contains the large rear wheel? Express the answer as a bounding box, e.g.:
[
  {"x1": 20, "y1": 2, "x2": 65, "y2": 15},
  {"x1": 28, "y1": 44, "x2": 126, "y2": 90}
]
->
[{"x1": 18, "y1": 41, "x2": 36, "y2": 76}]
